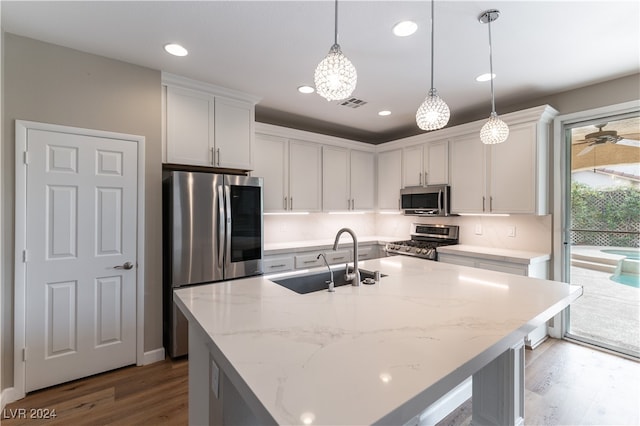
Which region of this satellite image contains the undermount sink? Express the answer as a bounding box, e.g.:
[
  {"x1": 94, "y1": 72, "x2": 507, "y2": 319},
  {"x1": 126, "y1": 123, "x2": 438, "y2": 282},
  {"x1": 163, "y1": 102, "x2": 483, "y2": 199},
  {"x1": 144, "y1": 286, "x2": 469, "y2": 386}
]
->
[{"x1": 272, "y1": 267, "x2": 386, "y2": 294}]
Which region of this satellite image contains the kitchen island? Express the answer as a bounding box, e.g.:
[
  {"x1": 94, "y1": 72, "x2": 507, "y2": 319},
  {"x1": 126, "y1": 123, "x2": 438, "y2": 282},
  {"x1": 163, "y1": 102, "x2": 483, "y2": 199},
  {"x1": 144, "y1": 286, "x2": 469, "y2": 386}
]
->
[{"x1": 175, "y1": 256, "x2": 582, "y2": 426}]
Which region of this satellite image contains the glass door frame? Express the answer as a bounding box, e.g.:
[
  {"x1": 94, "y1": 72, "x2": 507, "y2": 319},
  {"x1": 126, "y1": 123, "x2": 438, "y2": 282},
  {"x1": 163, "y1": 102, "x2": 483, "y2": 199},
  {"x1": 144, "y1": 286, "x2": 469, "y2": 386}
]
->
[{"x1": 551, "y1": 100, "x2": 640, "y2": 357}]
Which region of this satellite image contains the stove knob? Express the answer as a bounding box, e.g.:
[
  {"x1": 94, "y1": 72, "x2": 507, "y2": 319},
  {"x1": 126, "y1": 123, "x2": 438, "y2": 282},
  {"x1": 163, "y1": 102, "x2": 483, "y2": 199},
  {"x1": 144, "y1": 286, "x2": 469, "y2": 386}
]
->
[
  {"x1": 405, "y1": 246, "x2": 411, "y2": 252},
  {"x1": 421, "y1": 249, "x2": 428, "y2": 254}
]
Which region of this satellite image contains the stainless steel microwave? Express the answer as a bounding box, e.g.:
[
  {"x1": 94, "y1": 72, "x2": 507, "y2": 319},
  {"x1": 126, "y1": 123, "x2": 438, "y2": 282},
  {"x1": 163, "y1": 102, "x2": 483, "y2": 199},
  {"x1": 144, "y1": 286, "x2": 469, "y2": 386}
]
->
[{"x1": 400, "y1": 184, "x2": 451, "y2": 216}]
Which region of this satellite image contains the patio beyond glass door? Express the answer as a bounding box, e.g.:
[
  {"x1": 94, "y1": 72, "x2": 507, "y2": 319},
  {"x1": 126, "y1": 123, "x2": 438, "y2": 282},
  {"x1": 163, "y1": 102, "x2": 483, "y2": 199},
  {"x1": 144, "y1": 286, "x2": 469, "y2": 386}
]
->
[{"x1": 565, "y1": 114, "x2": 640, "y2": 358}]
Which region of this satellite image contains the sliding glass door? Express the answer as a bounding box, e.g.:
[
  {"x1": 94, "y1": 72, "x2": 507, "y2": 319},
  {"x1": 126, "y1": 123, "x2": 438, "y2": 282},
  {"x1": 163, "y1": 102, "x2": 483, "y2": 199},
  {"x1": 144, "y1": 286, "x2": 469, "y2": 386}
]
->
[{"x1": 563, "y1": 113, "x2": 639, "y2": 358}]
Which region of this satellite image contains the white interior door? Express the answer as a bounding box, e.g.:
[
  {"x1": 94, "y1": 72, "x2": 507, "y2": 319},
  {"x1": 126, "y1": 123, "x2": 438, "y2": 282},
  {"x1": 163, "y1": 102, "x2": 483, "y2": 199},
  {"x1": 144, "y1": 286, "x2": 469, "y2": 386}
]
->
[{"x1": 24, "y1": 128, "x2": 138, "y2": 392}]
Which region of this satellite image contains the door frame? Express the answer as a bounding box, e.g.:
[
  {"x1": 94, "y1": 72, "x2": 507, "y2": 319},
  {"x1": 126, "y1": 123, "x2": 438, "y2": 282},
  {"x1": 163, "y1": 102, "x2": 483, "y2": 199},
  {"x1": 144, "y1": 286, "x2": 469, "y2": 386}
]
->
[
  {"x1": 550, "y1": 100, "x2": 640, "y2": 339},
  {"x1": 13, "y1": 120, "x2": 146, "y2": 399}
]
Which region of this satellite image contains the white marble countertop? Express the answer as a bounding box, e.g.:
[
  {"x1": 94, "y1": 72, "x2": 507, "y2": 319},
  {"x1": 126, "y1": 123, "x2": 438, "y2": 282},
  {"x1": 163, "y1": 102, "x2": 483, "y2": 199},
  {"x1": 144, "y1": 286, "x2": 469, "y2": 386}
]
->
[
  {"x1": 175, "y1": 256, "x2": 581, "y2": 425},
  {"x1": 437, "y1": 244, "x2": 551, "y2": 265},
  {"x1": 265, "y1": 235, "x2": 397, "y2": 255}
]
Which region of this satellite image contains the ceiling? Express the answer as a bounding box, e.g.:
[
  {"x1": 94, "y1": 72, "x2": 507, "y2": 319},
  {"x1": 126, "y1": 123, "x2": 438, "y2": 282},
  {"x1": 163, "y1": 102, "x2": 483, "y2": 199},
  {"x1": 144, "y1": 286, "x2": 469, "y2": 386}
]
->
[{"x1": 2, "y1": 1, "x2": 639, "y2": 144}]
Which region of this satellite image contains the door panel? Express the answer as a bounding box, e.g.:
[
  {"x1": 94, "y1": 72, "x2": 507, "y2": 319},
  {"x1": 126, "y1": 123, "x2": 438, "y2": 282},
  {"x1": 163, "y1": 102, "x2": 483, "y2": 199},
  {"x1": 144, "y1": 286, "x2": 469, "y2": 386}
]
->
[{"x1": 25, "y1": 129, "x2": 138, "y2": 392}]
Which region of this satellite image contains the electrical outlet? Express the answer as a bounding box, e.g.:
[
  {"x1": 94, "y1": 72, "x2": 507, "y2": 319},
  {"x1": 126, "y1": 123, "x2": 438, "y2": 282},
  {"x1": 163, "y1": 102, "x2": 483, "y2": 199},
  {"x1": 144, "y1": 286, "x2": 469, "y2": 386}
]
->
[
  {"x1": 507, "y1": 226, "x2": 516, "y2": 237},
  {"x1": 211, "y1": 358, "x2": 220, "y2": 398},
  {"x1": 475, "y1": 224, "x2": 483, "y2": 235}
]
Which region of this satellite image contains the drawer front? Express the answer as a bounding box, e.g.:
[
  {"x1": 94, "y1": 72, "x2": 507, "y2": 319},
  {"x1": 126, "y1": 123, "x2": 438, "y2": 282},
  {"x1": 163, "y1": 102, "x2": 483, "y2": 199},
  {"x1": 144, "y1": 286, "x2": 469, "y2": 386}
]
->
[
  {"x1": 295, "y1": 253, "x2": 324, "y2": 269},
  {"x1": 326, "y1": 250, "x2": 351, "y2": 264},
  {"x1": 264, "y1": 256, "x2": 294, "y2": 273},
  {"x1": 357, "y1": 246, "x2": 374, "y2": 260}
]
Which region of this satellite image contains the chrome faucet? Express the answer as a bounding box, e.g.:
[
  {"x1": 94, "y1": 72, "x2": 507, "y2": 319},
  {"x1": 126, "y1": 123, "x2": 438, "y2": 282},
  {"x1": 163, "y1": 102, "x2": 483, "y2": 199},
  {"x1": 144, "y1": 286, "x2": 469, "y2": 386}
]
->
[
  {"x1": 316, "y1": 253, "x2": 334, "y2": 292},
  {"x1": 333, "y1": 228, "x2": 360, "y2": 286}
]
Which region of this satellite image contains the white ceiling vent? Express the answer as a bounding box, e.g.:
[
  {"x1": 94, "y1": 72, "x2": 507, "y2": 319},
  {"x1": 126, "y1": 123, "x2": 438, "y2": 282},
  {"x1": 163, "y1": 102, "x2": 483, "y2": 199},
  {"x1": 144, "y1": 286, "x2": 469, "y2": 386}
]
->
[{"x1": 338, "y1": 98, "x2": 368, "y2": 109}]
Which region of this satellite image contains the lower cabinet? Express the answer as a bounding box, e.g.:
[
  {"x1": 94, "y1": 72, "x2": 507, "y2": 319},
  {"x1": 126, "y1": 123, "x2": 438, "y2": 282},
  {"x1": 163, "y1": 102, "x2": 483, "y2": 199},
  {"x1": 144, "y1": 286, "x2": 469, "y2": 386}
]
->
[
  {"x1": 264, "y1": 243, "x2": 386, "y2": 275},
  {"x1": 438, "y1": 252, "x2": 549, "y2": 349}
]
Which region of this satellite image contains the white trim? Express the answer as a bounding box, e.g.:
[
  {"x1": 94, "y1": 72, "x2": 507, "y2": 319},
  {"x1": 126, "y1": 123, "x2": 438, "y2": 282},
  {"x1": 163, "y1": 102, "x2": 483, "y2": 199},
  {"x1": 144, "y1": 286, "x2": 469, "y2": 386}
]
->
[
  {"x1": 162, "y1": 72, "x2": 261, "y2": 105},
  {"x1": 255, "y1": 122, "x2": 376, "y2": 152},
  {"x1": 1, "y1": 387, "x2": 22, "y2": 410},
  {"x1": 13, "y1": 120, "x2": 146, "y2": 398},
  {"x1": 551, "y1": 100, "x2": 640, "y2": 339},
  {"x1": 143, "y1": 347, "x2": 166, "y2": 365},
  {"x1": 418, "y1": 377, "x2": 472, "y2": 426}
]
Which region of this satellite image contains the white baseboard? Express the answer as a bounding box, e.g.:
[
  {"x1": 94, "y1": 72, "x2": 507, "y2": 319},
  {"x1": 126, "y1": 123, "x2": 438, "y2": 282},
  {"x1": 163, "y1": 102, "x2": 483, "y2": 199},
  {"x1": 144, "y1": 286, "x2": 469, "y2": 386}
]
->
[
  {"x1": 143, "y1": 347, "x2": 166, "y2": 365},
  {"x1": 1, "y1": 387, "x2": 24, "y2": 410}
]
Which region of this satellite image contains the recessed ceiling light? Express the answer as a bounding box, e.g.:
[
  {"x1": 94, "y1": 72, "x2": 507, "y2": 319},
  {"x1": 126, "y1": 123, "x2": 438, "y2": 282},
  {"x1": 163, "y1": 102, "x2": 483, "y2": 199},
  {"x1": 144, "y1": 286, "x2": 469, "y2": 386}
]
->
[
  {"x1": 297, "y1": 85, "x2": 315, "y2": 94},
  {"x1": 476, "y1": 73, "x2": 496, "y2": 82},
  {"x1": 378, "y1": 110, "x2": 391, "y2": 116},
  {"x1": 393, "y1": 21, "x2": 418, "y2": 37},
  {"x1": 164, "y1": 43, "x2": 188, "y2": 57}
]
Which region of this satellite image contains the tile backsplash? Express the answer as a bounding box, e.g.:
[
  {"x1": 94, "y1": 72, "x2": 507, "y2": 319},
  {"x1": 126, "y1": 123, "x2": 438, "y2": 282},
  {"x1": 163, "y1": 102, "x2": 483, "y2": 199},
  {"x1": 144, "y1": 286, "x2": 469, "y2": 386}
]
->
[{"x1": 265, "y1": 212, "x2": 552, "y2": 253}]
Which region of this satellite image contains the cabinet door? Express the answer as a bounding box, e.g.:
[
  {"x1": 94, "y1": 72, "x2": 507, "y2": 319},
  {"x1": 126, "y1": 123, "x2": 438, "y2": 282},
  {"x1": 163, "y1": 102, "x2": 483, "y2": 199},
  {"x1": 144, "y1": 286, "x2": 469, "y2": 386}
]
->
[
  {"x1": 322, "y1": 146, "x2": 350, "y2": 211},
  {"x1": 166, "y1": 86, "x2": 213, "y2": 166},
  {"x1": 214, "y1": 97, "x2": 253, "y2": 170},
  {"x1": 403, "y1": 145, "x2": 424, "y2": 187},
  {"x1": 350, "y1": 150, "x2": 375, "y2": 210},
  {"x1": 253, "y1": 134, "x2": 287, "y2": 212},
  {"x1": 377, "y1": 149, "x2": 402, "y2": 210},
  {"x1": 425, "y1": 139, "x2": 448, "y2": 185},
  {"x1": 450, "y1": 133, "x2": 486, "y2": 213},
  {"x1": 489, "y1": 122, "x2": 537, "y2": 214},
  {"x1": 289, "y1": 140, "x2": 322, "y2": 212}
]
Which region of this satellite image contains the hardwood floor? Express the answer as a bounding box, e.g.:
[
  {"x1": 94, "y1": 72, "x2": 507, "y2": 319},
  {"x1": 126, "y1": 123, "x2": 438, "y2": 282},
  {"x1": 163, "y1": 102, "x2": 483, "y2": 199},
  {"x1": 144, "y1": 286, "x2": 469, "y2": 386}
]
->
[{"x1": 3, "y1": 339, "x2": 638, "y2": 425}]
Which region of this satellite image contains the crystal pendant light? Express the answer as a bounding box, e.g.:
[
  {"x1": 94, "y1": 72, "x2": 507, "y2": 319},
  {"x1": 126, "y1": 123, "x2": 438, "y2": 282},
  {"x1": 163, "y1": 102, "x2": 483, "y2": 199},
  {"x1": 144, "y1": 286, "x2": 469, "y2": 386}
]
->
[
  {"x1": 479, "y1": 9, "x2": 508, "y2": 144},
  {"x1": 416, "y1": 0, "x2": 450, "y2": 131},
  {"x1": 314, "y1": 0, "x2": 357, "y2": 101}
]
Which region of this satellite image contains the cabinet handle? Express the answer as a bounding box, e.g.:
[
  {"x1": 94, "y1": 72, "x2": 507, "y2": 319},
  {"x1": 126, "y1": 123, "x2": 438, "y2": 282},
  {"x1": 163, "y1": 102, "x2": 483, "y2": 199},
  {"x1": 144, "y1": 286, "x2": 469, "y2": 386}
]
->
[
  {"x1": 490, "y1": 196, "x2": 493, "y2": 212},
  {"x1": 290, "y1": 197, "x2": 293, "y2": 210},
  {"x1": 216, "y1": 148, "x2": 221, "y2": 166},
  {"x1": 351, "y1": 199, "x2": 355, "y2": 210},
  {"x1": 482, "y1": 196, "x2": 486, "y2": 212},
  {"x1": 419, "y1": 172, "x2": 422, "y2": 185},
  {"x1": 270, "y1": 264, "x2": 286, "y2": 268},
  {"x1": 210, "y1": 147, "x2": 215, "y2": 166},
  {"x1": 398, "y1": 198, "x2": 401, "y2": 210},
  {"x1": 284, "y1": 197, "x2": 288, "y2": 210},
  {"x1": 333, "y1": 256, "x2": 345, "y2": 260},
  {"x1": 303, "y1": 260, "x2": 317, "y2": 264}
]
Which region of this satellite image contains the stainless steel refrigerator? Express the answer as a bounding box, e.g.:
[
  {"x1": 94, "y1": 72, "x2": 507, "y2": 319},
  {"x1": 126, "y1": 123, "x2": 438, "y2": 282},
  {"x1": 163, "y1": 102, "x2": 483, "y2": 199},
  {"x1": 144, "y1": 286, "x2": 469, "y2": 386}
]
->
[{"x1": 163, "y1": 171, "x2": 263, "y2": 357}]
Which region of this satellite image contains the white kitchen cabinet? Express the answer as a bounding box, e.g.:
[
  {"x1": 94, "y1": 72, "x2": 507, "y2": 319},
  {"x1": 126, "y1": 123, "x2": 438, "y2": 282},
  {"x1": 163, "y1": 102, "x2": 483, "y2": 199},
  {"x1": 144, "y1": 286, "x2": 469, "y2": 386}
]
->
[
  {"x1": 322, "y1": 148, "x2": 374, "y2": 211},
  {"x1": 213, "y1": 97, "x2": 253, "y2": 170},
  {"x1": 163, "y1": 75, "x2": 256, "y2": 169},
  {"x1": 449, "y1": 132, "x2": 485, "y2": 213},
  {"x1": 253, "y1": 135, "x2": 322, "y2": 212},
  {"x1": 377, "y1": 149, "x2": 402, "y2": 211},
  {"x1": 350, "y1": 150, "x2": 375, "y2": 210},
  {"x1": 322, "y1": 146, "x2": 350, "y2": 210},
  {"x1": 402, "y1": 139, "x2": 448, "y2": 188},
  {"x1": 290, "y1": 140, "x2": 322, "y2": 212},
  {"x1": 166, "y1": 86, "x2": 214, "y2": 167},
  {"x1": 449, "y1": 106, "x2": 557, "y2": 215},
  {"x1": 253, "y1": 133, "x2": 288, "y2": 212}
]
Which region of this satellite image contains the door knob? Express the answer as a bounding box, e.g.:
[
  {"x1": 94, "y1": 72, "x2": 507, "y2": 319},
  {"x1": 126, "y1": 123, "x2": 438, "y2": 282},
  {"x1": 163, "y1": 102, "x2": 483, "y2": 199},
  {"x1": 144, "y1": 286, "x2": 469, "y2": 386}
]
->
[{"x1": 114, "y1": 262, "x2": 134, "y2": 270}]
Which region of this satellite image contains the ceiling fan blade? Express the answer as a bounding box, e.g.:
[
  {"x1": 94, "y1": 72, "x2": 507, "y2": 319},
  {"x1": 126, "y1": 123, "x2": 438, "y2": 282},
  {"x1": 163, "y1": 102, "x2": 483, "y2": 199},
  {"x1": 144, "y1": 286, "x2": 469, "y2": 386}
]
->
[{"x1": 577, "y1": 145, "x2": 595, "y2": 156}]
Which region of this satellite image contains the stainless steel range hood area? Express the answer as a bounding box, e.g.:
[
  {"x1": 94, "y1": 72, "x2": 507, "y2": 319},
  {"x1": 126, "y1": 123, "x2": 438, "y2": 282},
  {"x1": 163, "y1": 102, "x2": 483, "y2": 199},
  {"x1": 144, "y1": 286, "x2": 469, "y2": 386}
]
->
[{"x1": 400, "y1": 184, "x2": 453, "y2": 216}]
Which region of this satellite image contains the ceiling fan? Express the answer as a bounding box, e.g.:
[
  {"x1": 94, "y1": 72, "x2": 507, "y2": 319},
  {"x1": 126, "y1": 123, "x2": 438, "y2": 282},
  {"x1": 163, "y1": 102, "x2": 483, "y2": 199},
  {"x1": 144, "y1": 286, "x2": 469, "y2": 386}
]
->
[{"x1": 576, "y1": 123, "x2": 635, "y2": 156}]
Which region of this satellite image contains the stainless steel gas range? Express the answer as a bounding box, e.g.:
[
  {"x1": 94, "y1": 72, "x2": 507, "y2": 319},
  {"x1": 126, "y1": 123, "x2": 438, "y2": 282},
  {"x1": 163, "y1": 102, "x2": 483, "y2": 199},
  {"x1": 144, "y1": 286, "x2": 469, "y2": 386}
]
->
[{"x1": 385, "y1": 223, "x2": 459, "y2": 261}]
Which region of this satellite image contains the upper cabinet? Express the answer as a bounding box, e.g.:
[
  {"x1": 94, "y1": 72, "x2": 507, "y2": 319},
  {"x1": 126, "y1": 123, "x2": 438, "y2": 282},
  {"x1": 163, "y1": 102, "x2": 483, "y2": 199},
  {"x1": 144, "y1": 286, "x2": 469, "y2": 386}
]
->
[
  {"x1": 162, "y1": 73, "x2": 259, "y2": 170},
  {"x1": 253, "y1": 133, "x2": 322, "y2": 213},
  {"x1": 402, "y1": 139, "x2": 449, "y2": 187},
  {"x1": 449, "y1": 105, "x2": 558, "y2": 215},
  {"x1": 323, "y1": 148, "x2": 374, "y2": 211},
  {"x1": 377, "y1": 149, "x2": 402, "y2": 211}
]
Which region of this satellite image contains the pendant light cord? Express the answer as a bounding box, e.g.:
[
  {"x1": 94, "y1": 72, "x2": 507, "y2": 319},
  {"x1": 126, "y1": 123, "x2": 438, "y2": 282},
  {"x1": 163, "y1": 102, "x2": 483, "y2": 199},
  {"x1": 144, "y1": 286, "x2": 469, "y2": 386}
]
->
[
  {"x1": 334, "y1": 0, "x2": 339, "y2": 46},
  {"x1": 488, "y1": 15, "x2": 496, "y2": 114},
  {"x1": 430, "y1": 0, "x2": 435, "y2": 90}
]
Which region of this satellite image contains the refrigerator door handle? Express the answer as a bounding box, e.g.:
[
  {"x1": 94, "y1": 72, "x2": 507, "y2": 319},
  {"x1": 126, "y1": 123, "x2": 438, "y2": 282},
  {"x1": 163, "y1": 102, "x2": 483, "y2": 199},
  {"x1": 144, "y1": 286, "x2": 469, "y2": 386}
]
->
[
  {"x1": 217, "y1": 184, "x2": 225, "y2": 268},
  {"x1": 224, "y1": 184, "x2": 232, "y2": 269}
]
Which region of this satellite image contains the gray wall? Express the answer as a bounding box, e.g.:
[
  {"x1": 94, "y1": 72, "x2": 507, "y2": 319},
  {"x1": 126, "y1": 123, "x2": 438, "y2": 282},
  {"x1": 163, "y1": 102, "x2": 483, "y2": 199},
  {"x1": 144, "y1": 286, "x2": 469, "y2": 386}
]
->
[{"x1": 1, "y1": 34, "x2": 163, "y2": 390}]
